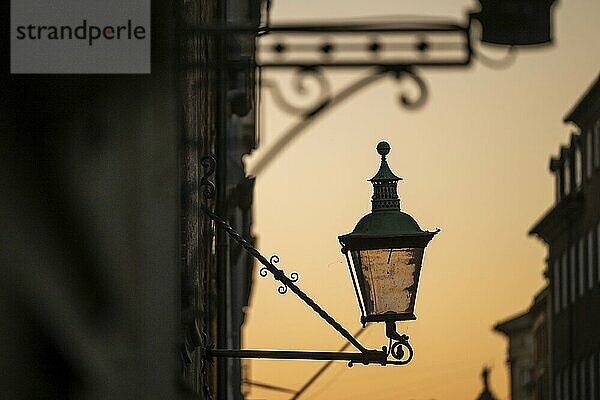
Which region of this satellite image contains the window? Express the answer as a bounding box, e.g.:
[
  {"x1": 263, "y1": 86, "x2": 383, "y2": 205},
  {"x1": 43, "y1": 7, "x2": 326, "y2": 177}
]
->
[
  {"x1": 554, "y1": 258, "x2": 560, "y2": 314},
  {"x1": 579, "y1": 238, "x2": 585, "y2": 296},
  {"x1": 552, "y1": 158, "x2": 562, "y2": 202},
  {"x1": 562, "y1": 251, "x2": 568, "y2": 309},
  {"x1": 589, "y1": 231, "x2": 595, "y2": 289},
  {"x1": 565, "y1": 158, "x2": 571, "y2": 196},
  {"x1": 575, "y1": 147, "x2": 582, "y2": 189},
  {"x1": 587, "y1": 129, "x2": 593, "y2": 179},
  {"x1": 570, "y1": 244, "x2": 576, "y2": 304}
]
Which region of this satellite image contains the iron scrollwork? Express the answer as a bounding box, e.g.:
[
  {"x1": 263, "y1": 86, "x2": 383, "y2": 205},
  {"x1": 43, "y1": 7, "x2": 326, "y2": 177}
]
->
[
  {"x1": 384, "y1": 321, "x2": 414, "y2": 365},
  {"x1": 392, "y1": 66, "x2": 428, "y2": 111},
  {"x1": 262, "y1": 65, "x2": 428, "y2": 118},
  {"x1": 387, "y1": 335, "x2": 414, "y2": 365},
  {"x1": 199, "y1": 155, "x2": 216, "y2": 199},
  {"x1": 262, "y1": 67, "x2": 332, "y2": 117},
  {"x1": 258, "y1": 255, "x2": 300, "y2": 295}
]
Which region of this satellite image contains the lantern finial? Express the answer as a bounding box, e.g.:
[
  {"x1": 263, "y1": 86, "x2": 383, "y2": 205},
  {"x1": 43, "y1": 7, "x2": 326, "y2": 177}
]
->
[
  {"x1": 376, "y1": 141, "x2": 391, "y2": 157},
  {"x1": 370, "y1": 141, "x2": 402, "y2": 211}
]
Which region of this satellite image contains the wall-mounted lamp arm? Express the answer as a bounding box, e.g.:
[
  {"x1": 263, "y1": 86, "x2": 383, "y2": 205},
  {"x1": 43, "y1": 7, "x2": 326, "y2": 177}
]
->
[
  {"x1": 203, "y1": 347, "x2": 412, "y2": 367},
  {"x1": 198, "y1": 201, "x2": 367, "y2": 353},
  {"x1": 203, "y1": 348, "x2": 388, "y2": 366}
]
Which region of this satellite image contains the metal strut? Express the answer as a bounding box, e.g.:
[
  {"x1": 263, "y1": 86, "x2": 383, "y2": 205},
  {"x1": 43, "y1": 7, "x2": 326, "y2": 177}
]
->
[{"x1": 199, "y1": 202, "x2": 367, "y2": 353}]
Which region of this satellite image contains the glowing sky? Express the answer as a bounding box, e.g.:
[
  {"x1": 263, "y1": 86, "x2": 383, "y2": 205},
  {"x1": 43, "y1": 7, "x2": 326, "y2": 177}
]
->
[{"x1": 243, "y1": 1, "x2": 600, "y2": 399}]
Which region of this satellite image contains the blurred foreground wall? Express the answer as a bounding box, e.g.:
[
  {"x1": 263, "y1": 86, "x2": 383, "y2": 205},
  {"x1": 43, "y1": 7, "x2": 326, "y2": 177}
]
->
[{"x1": 1, "y1": 1, "x2": 182, "y2": 398}]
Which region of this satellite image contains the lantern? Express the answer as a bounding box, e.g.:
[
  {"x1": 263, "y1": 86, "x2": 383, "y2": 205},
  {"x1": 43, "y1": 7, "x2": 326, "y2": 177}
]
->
[
  {"x1": 472, "y1": 0, "x2": 557, "y2": 46},
  {"x1": 339, "y1": 142, "x2": 438, "y2": 325}
]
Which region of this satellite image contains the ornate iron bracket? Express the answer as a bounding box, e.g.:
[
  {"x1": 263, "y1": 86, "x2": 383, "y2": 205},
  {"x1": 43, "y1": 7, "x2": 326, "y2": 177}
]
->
[
  {"x1": 188, "y1": 17, "x2": 522, "y2": 176},
  {"x1": 261, "y1": 255, "x2": 300, "y2": 295},
  {"x1": 198, "y1": 156, "x2": 413, "y2": 366}
]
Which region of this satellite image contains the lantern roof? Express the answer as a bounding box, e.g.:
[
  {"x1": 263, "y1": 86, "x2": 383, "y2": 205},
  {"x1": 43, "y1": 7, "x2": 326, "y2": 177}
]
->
[
  {"x1": 339, "y1": 210, "x2": 436, "y2": 250},
  {"x1": 347, "y1": 210, "x2": 426, "y2": 238},
  {"x1": 338, "y1": 141, "x2": 438, "y2": 250}
]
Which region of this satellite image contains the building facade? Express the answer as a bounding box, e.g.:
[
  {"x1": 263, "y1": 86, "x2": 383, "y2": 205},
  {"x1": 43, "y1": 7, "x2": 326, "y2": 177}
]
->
[
  {"x1": 529, "y1": 74, "x2": 600, "y2": 400},
  {"x1": 180, "y1": 1, "x2": 261, "y2": 399},
  {"x1": 495, "y1": 288, "x2": 549, "y2": 400},
  {"x1": 496, "y1": 74, "x2": 600, "y2": 400}
]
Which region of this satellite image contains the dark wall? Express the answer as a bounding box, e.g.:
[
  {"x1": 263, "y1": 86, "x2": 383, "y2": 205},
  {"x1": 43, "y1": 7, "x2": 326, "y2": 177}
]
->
[
  {"x1": 179, "y1": 0, "x2": 219, "y2": 396},
  {"x1": 1, "y1": 1, "x2": 187, "y2": 398}
]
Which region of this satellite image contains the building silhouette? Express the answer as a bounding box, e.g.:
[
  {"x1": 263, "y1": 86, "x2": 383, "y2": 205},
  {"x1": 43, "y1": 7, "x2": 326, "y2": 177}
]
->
[{"x1": 496, "y1": 73, "x2": 600, "y2": 400}]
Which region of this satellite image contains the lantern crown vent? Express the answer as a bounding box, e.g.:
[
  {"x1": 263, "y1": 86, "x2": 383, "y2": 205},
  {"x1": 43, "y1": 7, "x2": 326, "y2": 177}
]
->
[{"x1": 369, "y1": 141, "x2": 402, "y2": 212}]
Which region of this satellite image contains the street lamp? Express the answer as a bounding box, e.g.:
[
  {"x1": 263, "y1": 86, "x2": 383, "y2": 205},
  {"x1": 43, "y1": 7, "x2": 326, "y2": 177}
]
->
[
  {"x1": 339, "y1": 142, "x2": 438, "y2": 327},
  {"x1": 198, "y1": 141, "x2": 437, "y2": 366}
]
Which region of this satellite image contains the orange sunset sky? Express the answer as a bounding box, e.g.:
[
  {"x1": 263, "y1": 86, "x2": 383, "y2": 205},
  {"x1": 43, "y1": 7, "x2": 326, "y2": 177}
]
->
[{"x1": 243, "y1": 1, "x2": 600, "y2": 399}]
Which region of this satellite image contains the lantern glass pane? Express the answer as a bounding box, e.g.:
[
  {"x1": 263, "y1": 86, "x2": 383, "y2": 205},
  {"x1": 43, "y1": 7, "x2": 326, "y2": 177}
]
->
[{"x1": 353, "y1": 247, "x2": 424, "y2": 317}]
